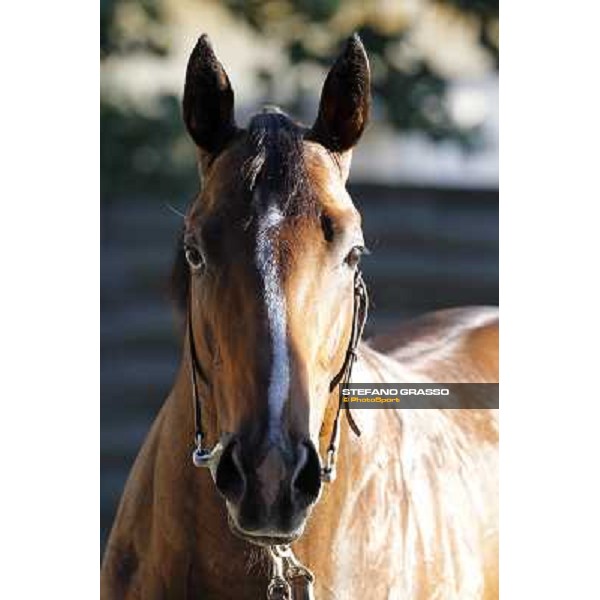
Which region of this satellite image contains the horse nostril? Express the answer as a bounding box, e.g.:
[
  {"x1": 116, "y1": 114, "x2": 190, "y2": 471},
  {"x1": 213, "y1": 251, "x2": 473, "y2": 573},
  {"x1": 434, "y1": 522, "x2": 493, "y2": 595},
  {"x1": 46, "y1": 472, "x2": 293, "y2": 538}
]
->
[
  {"x1": 291, "y1": 440, "x2": 322, "y2": 505},
  {"x1": 215, "y1": 439, "x2": 245, "y2": 503}
]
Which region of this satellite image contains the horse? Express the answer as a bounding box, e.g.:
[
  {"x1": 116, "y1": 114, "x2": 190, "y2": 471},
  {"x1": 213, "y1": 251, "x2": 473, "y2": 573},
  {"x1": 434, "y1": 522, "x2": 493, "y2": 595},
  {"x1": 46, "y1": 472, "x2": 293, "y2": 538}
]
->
[{"x1": 101, "y1": 34, "x2": 499, "y2": 599}]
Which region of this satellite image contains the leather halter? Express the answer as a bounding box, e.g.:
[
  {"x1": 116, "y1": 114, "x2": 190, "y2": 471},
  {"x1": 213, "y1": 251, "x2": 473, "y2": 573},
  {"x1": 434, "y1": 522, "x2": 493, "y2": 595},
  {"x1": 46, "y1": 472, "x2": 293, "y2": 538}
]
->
[{"x1": 188, "y1": 269, "x2": 369, "y2": 482}]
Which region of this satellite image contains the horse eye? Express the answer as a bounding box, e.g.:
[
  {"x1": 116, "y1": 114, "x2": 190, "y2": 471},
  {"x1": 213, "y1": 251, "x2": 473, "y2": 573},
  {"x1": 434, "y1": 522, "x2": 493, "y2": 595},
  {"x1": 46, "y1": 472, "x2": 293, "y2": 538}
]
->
[
  {"x1": 344, "y1": 246, "x2": 365, "y2": 269},
  {"x1": 185, "y1": 245, "x2": 205, "y2": 271}
]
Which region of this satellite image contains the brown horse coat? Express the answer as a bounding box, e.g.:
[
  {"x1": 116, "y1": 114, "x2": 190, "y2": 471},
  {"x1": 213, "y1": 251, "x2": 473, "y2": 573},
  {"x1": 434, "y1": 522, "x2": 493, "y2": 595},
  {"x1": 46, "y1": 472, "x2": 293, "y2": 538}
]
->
[{"x1": 101, "y1": 34, "x2": 498, "y2": 600}]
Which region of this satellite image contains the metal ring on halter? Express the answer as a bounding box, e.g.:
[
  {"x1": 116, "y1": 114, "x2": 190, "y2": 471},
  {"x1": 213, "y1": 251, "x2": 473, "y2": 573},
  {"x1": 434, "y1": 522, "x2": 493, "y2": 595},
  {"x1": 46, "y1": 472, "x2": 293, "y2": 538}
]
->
[
  {"x1": 267, "y1": 576, "x2": 291, "y2": 600},
  {"x1": 191, "y1": 433, "x2": 223, "y2": 468},
  {"x1": 320, "y1": 448, "x2": 337, "y2": 483}
]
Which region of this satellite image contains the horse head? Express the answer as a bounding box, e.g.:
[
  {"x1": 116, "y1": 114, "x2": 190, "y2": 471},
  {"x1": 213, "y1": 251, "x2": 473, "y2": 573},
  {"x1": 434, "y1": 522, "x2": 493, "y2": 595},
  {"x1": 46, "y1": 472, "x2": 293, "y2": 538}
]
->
[{"x1": 175, "y1": 33, "x2": 370, "y2": 546}]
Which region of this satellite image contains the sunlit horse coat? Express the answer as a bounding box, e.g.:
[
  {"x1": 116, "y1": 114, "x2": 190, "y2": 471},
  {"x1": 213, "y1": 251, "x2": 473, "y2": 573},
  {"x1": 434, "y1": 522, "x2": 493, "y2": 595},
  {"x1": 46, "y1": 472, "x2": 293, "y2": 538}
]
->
[{"x1": 101, "y1": 34, "x2": 498, "y2": 600}]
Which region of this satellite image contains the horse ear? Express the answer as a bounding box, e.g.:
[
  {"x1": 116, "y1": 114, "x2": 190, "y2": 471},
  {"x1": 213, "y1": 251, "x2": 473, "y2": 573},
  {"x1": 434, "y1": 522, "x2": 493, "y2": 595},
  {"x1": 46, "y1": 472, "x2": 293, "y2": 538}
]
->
[
  {"x1": 183, "y1": 35, "x2": 237, "y2": 159},
  {"x1": 309, "y1": 34, "x2": 371, "y2": 154}
]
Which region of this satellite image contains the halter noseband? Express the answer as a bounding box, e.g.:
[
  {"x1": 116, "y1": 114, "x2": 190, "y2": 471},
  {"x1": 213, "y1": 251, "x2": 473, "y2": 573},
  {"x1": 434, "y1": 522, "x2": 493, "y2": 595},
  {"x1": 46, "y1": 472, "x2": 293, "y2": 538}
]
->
[{"x1": 188, "y1": 269, "x2": 369, "y2": 483}]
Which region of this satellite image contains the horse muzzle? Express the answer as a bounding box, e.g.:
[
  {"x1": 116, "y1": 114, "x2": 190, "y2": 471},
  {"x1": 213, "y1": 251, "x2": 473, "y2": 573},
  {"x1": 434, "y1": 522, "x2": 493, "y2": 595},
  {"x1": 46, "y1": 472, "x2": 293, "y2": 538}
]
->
[{"x1": 212, "y1": 435, "x2": 322, "y2": 544}]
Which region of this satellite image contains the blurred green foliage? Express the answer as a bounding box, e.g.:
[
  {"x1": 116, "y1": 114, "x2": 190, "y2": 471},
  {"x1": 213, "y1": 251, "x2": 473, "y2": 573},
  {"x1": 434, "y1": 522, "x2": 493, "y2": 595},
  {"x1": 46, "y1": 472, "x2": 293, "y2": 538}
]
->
[
  {"x1": 101, "y1": 95, "x2": 198, "y2": 200},
  {"x1": 101, "y1": 0, "x2": 168, "y2": 58},
  {"x1": 225, "y1": 0, "x2": 497, "y2": 143},
  {"x1": 101, "y1": 0, "x2": 498, "y2": 201}
]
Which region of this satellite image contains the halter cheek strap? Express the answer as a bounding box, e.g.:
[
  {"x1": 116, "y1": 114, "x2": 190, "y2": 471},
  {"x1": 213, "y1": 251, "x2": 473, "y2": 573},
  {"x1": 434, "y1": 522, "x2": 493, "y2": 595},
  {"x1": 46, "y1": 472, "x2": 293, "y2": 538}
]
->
[
  {"x1": 187, "y1": 294, "x2": 224, "y2": 469},
  {"x1": 320, "y1": 270, "x2": 368, "y2": 482},
  {"x1": 187, "y1": 269, "x2": 369, "y2": 481}
]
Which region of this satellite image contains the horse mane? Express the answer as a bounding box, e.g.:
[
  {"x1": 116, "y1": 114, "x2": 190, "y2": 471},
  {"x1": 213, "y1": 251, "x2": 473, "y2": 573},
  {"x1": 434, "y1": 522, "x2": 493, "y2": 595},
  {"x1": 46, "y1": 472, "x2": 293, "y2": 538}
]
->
[{"x1": 171, "y1": 108, "x2": 317, "y2": 321}]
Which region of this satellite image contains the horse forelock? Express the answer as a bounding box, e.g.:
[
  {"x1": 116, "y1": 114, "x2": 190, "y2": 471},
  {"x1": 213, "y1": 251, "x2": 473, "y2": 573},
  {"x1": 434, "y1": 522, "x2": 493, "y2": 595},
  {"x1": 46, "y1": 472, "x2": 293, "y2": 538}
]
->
[{"x1": 244, "y1": 108, "x2": 317, "y2": 217}]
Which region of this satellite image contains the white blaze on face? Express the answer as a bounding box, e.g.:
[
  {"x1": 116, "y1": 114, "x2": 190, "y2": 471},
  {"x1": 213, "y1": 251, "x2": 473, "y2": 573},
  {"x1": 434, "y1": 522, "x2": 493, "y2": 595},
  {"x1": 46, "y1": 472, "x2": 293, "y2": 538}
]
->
[{"x1": 255, "y1": 203, "x2": 290, "y2": 443}]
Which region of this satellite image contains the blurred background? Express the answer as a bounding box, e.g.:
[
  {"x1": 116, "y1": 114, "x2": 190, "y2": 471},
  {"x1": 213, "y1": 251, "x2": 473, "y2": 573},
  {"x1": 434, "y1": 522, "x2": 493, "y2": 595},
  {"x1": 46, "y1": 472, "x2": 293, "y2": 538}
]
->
[{"x1": 101, "y1": 0, "x2": 498, "y2": 550}]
